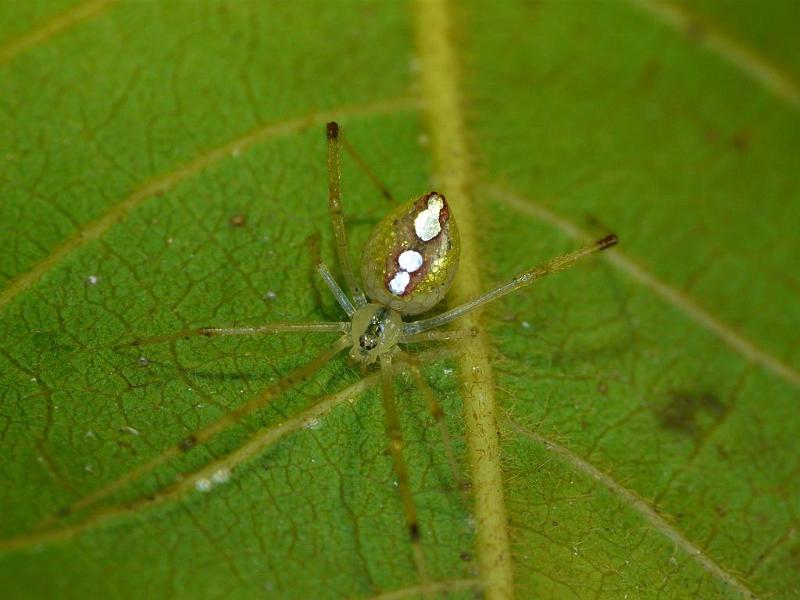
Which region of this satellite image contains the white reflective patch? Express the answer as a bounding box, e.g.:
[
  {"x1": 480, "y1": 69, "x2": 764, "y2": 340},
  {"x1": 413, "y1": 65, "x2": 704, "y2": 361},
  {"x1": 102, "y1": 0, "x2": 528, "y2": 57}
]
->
[
  {"x1": 398, "y1": 250, "x2": 424, "y2": 273},
  {"x1": 414, "y1": 195, "x2": 444, "y2": 241},
  {"x1": 388, "y1": 271, "x2": 411, "y2": 295}
]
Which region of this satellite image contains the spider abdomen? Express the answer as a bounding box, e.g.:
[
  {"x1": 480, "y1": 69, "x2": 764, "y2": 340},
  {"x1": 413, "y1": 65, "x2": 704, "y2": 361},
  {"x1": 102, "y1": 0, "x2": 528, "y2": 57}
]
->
[{"x1": 361, "y1": 192, "x2": 460, "y2": 316}]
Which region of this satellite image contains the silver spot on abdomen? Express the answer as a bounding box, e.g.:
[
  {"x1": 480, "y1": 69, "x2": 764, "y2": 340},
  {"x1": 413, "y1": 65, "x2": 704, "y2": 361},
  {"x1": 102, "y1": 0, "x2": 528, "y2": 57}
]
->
[
  {"x1": 388, "y1": 271, "x2": 411, "y2": 295},
  {"x1": 414, "y1": 195, "x2": 444, "y2": 242},
  {"x1": 398, "y1": 249, "x2": 424, "y2": 273}
]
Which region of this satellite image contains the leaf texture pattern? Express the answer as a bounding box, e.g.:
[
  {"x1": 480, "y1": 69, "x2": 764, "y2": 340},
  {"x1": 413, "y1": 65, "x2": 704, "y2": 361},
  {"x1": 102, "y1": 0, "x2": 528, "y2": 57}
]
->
[{"x1": 1, "y1": 1, "x2": 798, "y2": 599}]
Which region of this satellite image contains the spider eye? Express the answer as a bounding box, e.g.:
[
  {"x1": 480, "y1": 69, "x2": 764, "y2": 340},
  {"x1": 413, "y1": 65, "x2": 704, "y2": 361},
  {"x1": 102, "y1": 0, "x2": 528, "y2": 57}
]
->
[{"x1": 359, "y1": 334, "x2": 378, "y2": 351}]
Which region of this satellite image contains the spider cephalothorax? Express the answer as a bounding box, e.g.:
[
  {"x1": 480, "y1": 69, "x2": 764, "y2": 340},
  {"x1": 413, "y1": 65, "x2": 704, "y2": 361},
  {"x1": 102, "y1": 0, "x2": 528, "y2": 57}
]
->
[{"x1": 350, "y1": 303, "x2": 403, "y2": 364}]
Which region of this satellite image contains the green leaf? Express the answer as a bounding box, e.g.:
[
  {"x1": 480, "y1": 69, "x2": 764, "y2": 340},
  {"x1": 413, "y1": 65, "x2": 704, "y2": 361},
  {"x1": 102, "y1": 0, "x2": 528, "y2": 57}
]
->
[{"x1": 1, "y1": 1, "x2": 798, "y2": 599}]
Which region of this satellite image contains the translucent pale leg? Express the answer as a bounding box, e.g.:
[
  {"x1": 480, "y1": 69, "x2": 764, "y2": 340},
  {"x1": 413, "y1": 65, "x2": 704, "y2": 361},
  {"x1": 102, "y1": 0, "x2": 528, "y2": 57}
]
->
[
  {"x1": 405, "y1": 234, "x2": 618, "y2": 335},
  {"x1": 400, "y1": 328, "x2": 477, "y2": 345},
  {"x1": 316, "y1": 262, "x2": 355, "y2": 317},
  {"x1": 327, "y1": 121, "x2": 368, "y2": 307},
  {"x1": 340, "y1": 133, "x2": 395, "y2": 203},
  {"x1": 398, "y1": 350, "x2": 466, "y2": 501},
  {"x1": 379, "y1": 354, "x2": 430, "y2": 589},
  {"x1": 129, "y1": 322, "x2": 349, "y2": 348},
  {"x1": 36, "y1": 335, "x2": 353, "y2": 530}
]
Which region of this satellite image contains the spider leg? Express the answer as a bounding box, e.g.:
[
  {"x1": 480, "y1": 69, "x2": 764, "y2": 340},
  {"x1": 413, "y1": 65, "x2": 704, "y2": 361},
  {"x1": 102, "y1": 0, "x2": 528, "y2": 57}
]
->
[
  {"x1": 36, "y1": 334, "x2": 352, "y2": 530},
  {"x1": 316, "y1": 262, "x2": 355, "y2": 317},
  {"x1": 326, "y1": 121, "x2": 368, "y2": 308},
  {"x1": 400, "y1": 327, "x2": 477, "y2": 345},
  {"x1": 397, "y1": 350, "x2": 467, "y2": 503},
  {"x1": 379, "y1": 354, "x2": 431, "y2": 590},
  {"x1": 405, "y1": 234, "x2": 618, "y2": 334},
  {"x1": 340, "y1": 133, "x2": 395, "y2": 203},
  {"x1": 128, "y1": 321, "x2": 349, "y2": 348}
]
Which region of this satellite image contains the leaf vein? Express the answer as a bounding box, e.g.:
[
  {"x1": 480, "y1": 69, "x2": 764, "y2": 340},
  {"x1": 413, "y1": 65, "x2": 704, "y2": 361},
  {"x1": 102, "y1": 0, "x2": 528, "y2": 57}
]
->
[
  {"x1": 621, "y1": 0, "x2": 800, "y2": 109},
  {"x1": 485, "y1": 184, "x2": 800, "y2": 390},
  {"x1": 0, "y1": 96, "x2": 420, "y2": 313},
  {"x1": 0, "y1": 371, "x2": 380, "y2": 553},
  {"x1": 504, "y1": 414, "x2": 758, "y2": 599},
  {"x1": 413, "y1": 1, "x2": 515, "y2": 598},
  {"x1": 0, "y1": 0, "x2": 117, "y2": 67}
]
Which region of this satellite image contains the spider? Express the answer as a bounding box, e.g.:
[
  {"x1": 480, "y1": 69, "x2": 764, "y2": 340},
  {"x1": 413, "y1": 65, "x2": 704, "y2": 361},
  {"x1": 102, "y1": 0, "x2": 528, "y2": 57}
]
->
[{"x1": 131, "y1": 121, "x2": 617, "y2": 586}]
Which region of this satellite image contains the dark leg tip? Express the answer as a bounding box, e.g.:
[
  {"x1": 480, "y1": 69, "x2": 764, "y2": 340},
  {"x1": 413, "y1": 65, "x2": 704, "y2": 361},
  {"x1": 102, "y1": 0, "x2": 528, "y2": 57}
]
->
[
  {"x1": 408, "y1": 522, "x2": 421, "y2": 541},
  {"x1": 598, "y1": 234, "x2": 619, "y2": 250},
  {"x1": 326, "y1": 121, "x2": 339, "y2": 139}
]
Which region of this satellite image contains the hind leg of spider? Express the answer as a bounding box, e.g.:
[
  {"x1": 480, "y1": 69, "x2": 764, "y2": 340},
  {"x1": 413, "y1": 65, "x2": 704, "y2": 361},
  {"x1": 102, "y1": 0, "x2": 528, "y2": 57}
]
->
[
  {"x1": 397, "y1": 351, "x2": 467, "y2": 504},
  {"x1": 127, "y1": 321, "x2": 349, "y2": 348},
  {"x1": 38, "y1": 334, "x2": 352, "y2": 530},
  {"x1": 379, "y1": 354, "x2": 432, "y2": 593},
  {"x1": 326, "y1": 121, "x2": 368, "y2": 307}
]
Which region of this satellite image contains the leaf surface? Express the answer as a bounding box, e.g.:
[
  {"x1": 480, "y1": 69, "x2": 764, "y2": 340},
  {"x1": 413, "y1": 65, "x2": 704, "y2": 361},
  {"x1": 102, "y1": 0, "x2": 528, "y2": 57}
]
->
[{"x1": 0, "y1": 1, "x2": 798, "y2": 599}]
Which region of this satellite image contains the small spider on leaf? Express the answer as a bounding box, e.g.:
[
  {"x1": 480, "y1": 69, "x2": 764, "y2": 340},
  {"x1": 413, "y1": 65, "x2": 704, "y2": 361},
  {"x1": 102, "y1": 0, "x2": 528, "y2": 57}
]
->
[{"x1": 132, "y1": 121, "x2": 617, "y2": 583}]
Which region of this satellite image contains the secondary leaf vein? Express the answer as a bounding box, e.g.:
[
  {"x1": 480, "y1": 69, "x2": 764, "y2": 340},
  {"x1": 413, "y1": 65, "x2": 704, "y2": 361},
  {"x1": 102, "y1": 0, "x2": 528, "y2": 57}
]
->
[
  {"x1": 504, "y1": 413, "x2": 758, "y2": 599},
  {"x1": 0, "y1": 0, "x2": 117, "y2": 67},
  {"x1": 0, "y1": 96, "x2": 419, "y2": 313},
  {"x1": 621, "y1": 0, "x2": 800, "y2": 109},
  {"x1": 486, "y1": 184, "x2": 800, "y2": 390}
]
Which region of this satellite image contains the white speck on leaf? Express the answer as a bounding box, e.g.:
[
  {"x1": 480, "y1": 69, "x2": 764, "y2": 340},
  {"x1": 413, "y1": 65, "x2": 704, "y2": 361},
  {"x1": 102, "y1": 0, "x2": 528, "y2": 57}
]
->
[
  {"x1": 211, "y1": 467, "x2": 230, "y2": 485},
  {"x1": 303, "y1": 417, "x2": 322, "y2": 430},
  {"x1": 465, "y1": 516, "x2": 476, "y2": 532}
]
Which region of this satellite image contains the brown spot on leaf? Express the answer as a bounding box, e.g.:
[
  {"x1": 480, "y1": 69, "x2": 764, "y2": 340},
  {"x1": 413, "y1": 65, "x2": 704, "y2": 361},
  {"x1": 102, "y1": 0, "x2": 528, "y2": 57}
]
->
[
  {"x1": 730, "y1": 130, "x2": 751, "y2": 152},
  {"x1": 637, "y1": 58, "x2": 661, "y2": 90},
  {"x1": 685, "y1": 19, "x2": 707, "y2": 42},
  {"x1": 229, "y1": 214, "x2": 247, "y2": 228},
  {"x1": 656, "y1": 390, "x2": 727, "y2": 437}
]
